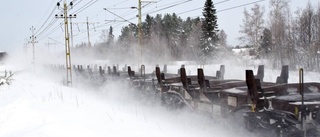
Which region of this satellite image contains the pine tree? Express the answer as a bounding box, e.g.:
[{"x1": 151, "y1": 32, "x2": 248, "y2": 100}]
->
[
  {"x1": 218, "y1": 29, "x2": 228, "y2": 47},
  {"x1": 199, "y1": 0, "x2": 219, "y2": 60},
  {"x1": 99, "y1": 29, "x2": 108, "y2": 43},
  {"x1": 143, "y1": 14, "x2": 154, "y2": 44},
  {"x1": 119, "y1": 25, "x2": 135, "y2": 45},
  {"x1": 107, "y1": 26, "x2": 114, "y2": 46},
  {"x1": 260, "y1": 28, "x2": 272, "y2": 55}
]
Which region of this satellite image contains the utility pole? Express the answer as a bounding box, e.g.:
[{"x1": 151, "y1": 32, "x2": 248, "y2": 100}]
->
[
  {"x1": 28, "y1": 26, "x2": 37, "y2": 70},
  {"x1": 49, "y1": 37, "x2": 63, "y2": 54},
  {"x1": 55, "y1": 1, "x2": 76, "y2": 86},
  {"x1": 46, "y1": 38, "x2": 56, "y2": 54},
  {"x1": 72, "y1": 18, "x2": 99, "y2": 48},
  {"x1": 135, "y1": 0, "x2": 156, "y2": 64},
  {"x1": 23, "y1": 42, "x2": 28, "y2": 59},
  {"x1": 138, "y1": 0, "x2": 142, "y2": 64},
  {"x1": 87, "y1": 17, "x2": 91, "y2": 47},
  {"x1": 70, "y1": 18, "x2": 74, "y2": 48}
]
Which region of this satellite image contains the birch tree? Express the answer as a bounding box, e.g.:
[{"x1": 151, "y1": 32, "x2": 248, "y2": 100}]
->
[
  {"x1": 268, "y1": 0, "x2": 290, "y2": 68},
  {"x1": 239, "y1": 4, "x2": 265, "y2": 50}
]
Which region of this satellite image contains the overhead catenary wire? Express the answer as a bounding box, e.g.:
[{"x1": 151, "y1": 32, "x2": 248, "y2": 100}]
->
[
  {"x1": 107, "y1": 0, "x2": 193, "y2": 28},
  {"x1": 73, "y1": 25, "x2": 123, "y2": 42},
  {"x1": 73, "y1": 20, "x2": 123, "y2": 38},
  {"x1": 72, "y1": 0, "x2": 84, "y2": 7},
  {"x1": 142, "y1": 0, "x2": 192, "y2": 16},
  {"x1": 72, "y1": 0, "x2": 99, "y2": 15},
  {"x1": 103, "y1": 8, "x2": 135, "y2": 24},
  {"x1": 48, "y1": 37, "x2": 65, "y2": 45},
  {"x1": 191, "y1": 0, "x2": 266, "y2": 18},
  {"x1": 108, "y1": 0, "x2": 192, "y2": 27},
  {"x1": 71, "y1": 0, "x2": 94, "y2": 14},
  {"x1": 76, "y1": 0, "x2": 100, "y2": 15},
  {"x1": 98, "y1": 0, "x2": 159, "y2": 31},
  {"x1": 113, "y1": 0, "x2": 131, "y2": 7},
  {"x1": 145, "y1": 0, "x2": 189, "y2": 13},
  {"x1": 88, "y1": 0, "x2": 194, "y2": 40},
  {"x1": 217, "y1": 0, "x2": 265, "y2": 12},
  {"x1": 116, "y1": 1, "x2": 156, "y2": 18},
  {"x1": 177, "y1": 0, "x2": 231, "y2": 15}
]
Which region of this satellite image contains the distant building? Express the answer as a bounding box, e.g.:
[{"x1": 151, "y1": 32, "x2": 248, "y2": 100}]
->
[
  {"x1": 0, "y1": 51, "x2": 7, "y2": 61},
  {"x1": 232, "y1": 47, "x2": 250, "y2": 55},
  {"x1": 232, "y1": 47, "x2": 257, "y2": 59}
]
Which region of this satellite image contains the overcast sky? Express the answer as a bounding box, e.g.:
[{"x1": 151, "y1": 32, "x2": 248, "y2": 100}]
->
[{"x1": 1, "y1": 0, "x2": 319, "y2": 54}]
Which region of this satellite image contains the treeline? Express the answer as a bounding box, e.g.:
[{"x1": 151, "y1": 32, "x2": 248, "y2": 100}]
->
[
  {"x1": 73, "y1": 14, "x2": 204, "y2": 63},
  {"x1": 240, "y1": 0, "x2": 320, "y2": 71},
  {"x1": 91, "y1": 13, "x2": 225, "y2": 63},
  {"x1": 73, "y1": 0, "x2": 224, "y2": 64}
]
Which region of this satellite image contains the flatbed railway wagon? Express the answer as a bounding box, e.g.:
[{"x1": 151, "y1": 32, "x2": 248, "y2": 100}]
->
[
  {"x1": 50, "y1": 63, "x2": 320, "y2": 136},
  {"x1": 149, "y1": 65, "x2": 320, "y2": 137},
  {"x1": 243, "y1": 69, "x2": 320, "y2": 137}
]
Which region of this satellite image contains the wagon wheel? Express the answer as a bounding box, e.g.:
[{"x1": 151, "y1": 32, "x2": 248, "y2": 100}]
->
[{"x1": 244, "y1": 116, "x2": 258, "y2": 132}]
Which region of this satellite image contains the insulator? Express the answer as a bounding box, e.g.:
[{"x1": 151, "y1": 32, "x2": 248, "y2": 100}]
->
[
  {"x1": 57, "y1": 2, "x2": 60, "y2": 7},
  {"x1": 70, "y1": 2, "x2": 73, "y2": 6}
]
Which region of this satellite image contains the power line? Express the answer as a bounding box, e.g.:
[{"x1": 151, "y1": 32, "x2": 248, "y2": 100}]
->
[
  {"x1": 217, "y1": 0, "x2": 265, "y2": 13},
  {"x1": 72, "y1": 0, "x2": 84, "y2": 7},
  {"x1": 146, "y1": 0, "x2": 187, "y2": 11},
  {"x1": 49, "y1": 37, "x2": 65, "y2": 45},
  {"x1": 105, "y1": 7, "x2": 134, "y2": 10},
  {"x1": 190, "y1": 0, "x2": 266, "y2": 18},
  {"x1": 37, "y1": 23, "x2": 62, "y2": 41},
  {"x1": 103, "y1": 8, "x2": 135, "y2": 24},
  {"x1": 36, "y1": 18, "x2": 59, "y2": 38},
  {"x1": 83, "y1": 1, "x2": 156, "y2": 40},
  {"x1": 142, "y1": 1, "x2": 157, "y2": 9},
  {"x1": 113, "y1": 0, "x2": 130, "y2": 7},
  {"x1": 110, "y1": 0, "x2": 191, "y2": 26},
  {"x1": 72, "y1": 0, "x2": 100, "y2": 15},
  {"x1": 177, "y1": 0, "x2": 231, "y2": 15},
  {"x1": 100, "y1": 1, "x2": 159, "y2": 30},
  {"x1": 142, "y1": 0, "x2": 192, "y2": 16},
  {"x1": 71, "y1": 0, "x2": 94, "y2": 14},
  {"x1": 76, "y1": 0, "x2": 100, "y2": 15},
  {"x1": 35, "y1": 1, "x2": 57, "y2": 35}
]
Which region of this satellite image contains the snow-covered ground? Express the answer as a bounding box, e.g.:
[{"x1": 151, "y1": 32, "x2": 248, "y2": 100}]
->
[
  {"x1": 0, "y1": 63, "x2": 254, "y2": 137},
  {"x1": 1, "y1": 54, "x2": 320, "y2": 137}
]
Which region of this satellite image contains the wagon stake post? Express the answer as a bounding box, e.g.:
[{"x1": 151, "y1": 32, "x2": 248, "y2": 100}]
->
[{"x1": 299, "y1": 68, "x2": 306, "y2": 137}]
